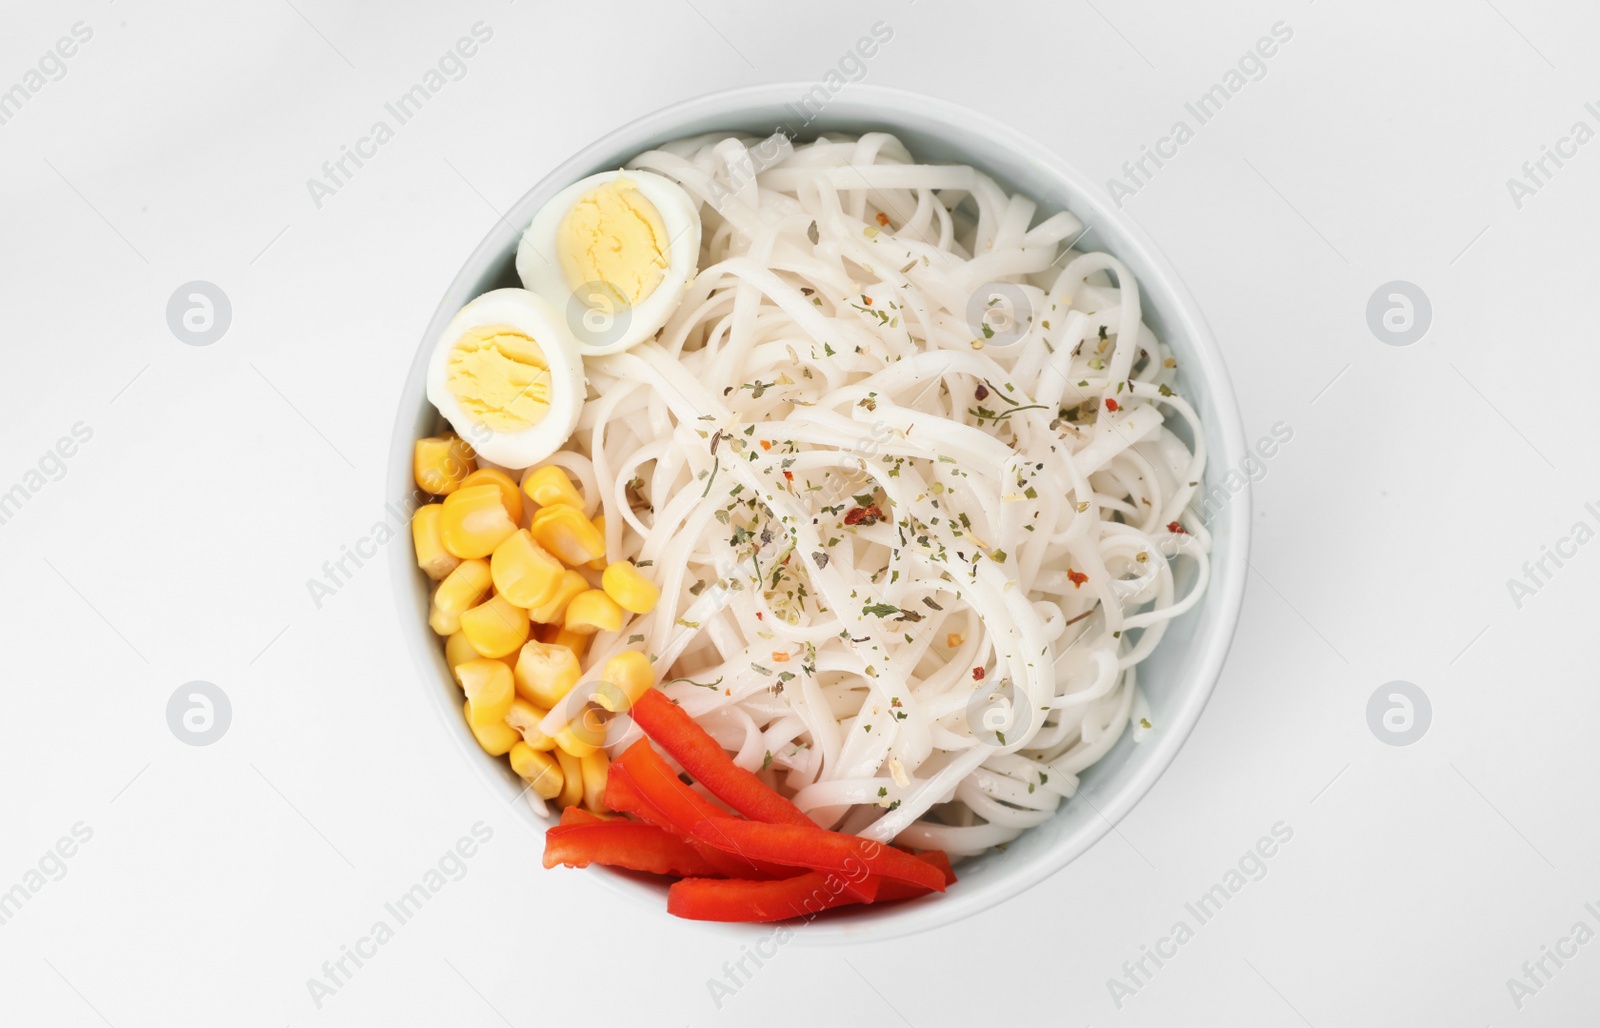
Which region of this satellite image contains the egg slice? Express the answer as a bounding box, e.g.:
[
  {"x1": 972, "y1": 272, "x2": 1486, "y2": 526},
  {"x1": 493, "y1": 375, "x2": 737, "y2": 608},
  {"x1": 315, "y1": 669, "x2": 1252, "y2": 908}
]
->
[
  {"x1": 425, "y1": 289, "x2": 586, "y2": 469},
  {"x1": 516, "y1": 169, "x2": 700, "y2": 356}
]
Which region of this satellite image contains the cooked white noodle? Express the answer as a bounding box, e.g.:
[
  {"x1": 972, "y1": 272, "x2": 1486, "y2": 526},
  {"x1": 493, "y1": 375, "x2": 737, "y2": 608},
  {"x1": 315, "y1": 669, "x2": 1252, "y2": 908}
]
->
[{"x1": 540, "y1": 131, "x2": 1210, "y2": 858}]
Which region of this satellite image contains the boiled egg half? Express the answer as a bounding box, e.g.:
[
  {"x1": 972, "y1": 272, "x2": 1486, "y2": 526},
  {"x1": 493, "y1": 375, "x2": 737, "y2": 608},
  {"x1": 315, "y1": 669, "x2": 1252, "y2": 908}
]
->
[
  {"x1": 516, "y1": 169, "x2": 700, "y2": 355},
  {"x1": 425, "y1": 289, "x2": 586, "y2": 469}
]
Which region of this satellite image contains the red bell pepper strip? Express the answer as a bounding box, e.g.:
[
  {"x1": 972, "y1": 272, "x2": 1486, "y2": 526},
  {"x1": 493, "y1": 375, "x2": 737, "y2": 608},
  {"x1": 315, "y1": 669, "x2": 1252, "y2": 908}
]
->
[
  {"x1": 631, "y1": 689, "x2": 814, "y2": 827},
  {"x1": 543, "y1": 821, "x2": 725, "y2": 877},
  {"x1": 603, "y1": 761, "x2": 754, "y2": 879},
  {"x1": 668, "y1": 872, "x2": 865, "y2": 922},
  {"x1": 614, "y1": 738, "x2": 738, "y2": 829},
  {"x1": 686, "y1": 818, "x2": 945, "y2": 894},
  {"x1": 559, "y1": 807, "x2": 609, "y2": 826},
  {"x1": 874, "y1": 850, "x2": 957, "y2": 901},
  {"x1": 611, "y1": 746, "x2": 816, "y2": 884},
  {"x1": 670, "y1": 848, "x2": 961, "y2": 921}
]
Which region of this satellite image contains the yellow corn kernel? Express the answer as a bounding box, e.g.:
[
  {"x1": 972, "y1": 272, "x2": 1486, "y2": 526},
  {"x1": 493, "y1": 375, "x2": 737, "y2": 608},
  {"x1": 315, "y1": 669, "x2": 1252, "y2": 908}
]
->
[
  {"x1": 444, "y1": 631, "x2": 484, "y2": 670},
  {"x1": 455, "y1": 658, "x2": 514, "y2": 727},
  {"x1": 509, "y1": 742, "x2": 563, "y2": 799},
  {"x1": 587, "y1": 514, "x2": 608, "y2": 570},
  {"x1": 505, "y1": 698, "x2": 556, "y2": 751},
  {"x1": 490, "y1": 531, "x2": 564, "y2": 609},
  {"x1": 522, "y1": 465, "x2": 584, "y2": 510},
  {"x1": 595, "y1": 651, "x2": 655, "y2": 713},
  {"x1": 459, "y1": 467, "x2": 523, "y2": 525},
  {"x1": 465, "y1": 700, "x2": 520, "y2": 755},
  {"x1": 554, "y1": 748, "x2": 584, "y2": 809},
  {"x1": 529, "y1": 569, "x2": 590, "y2": 624},
  {"x1": 553, "y1": 723, "x2": 598, "y2": 755},
  {"x1": 554, "y1": 700, "x2": 611, "y2": 759},
  {"x1": 429, "y1": 559, "x2": 492, "y2": 635},
  {"x1": 551, "y1": 627, "x2": 592, "y2": 660},
  {"x1": 529, "y1": 503, "x2": 605, "y2": 566},
  {"x1": 459, "y1": 594, "x2": 530, "y2": 659},
  {"x1": 580, "y1": 750, "x2": 610, "y2": 812},
  {"x1": 411, "y1": 504, "x2": 461, "y2": 581},
  {"x1": 440, "y1": 483, "x2": 518, "y2": 559},
  {"x1": 513, "y1": 641, "x2": 581, "y2": 707},
  {"x1": 601, "y1": 561, "x2": 659, "y2": 615},
  {"x1": 564, "y1": 589, "x2": 624, "y2": 635},
  {"x1": 414, "y1": 434, "x2": 477, "y2": 495}
]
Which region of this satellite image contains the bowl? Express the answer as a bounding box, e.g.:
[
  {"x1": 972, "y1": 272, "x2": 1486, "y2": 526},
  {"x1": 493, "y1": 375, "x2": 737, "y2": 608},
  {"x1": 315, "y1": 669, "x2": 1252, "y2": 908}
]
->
[{"x1": 388, "y1": 83, "x2": 1250, "y2": 943}]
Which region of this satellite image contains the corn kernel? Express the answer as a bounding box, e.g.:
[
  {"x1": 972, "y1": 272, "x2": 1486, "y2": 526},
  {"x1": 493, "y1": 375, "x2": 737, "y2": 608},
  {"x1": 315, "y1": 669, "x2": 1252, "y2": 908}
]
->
[
  {"x1": 455, "y1": 658, "x2": 514, "y2": 727},
  {"x1": 595, "y1": 651, "x2": 654, "y2": 712},
  {"x1": 564, "y1": 590, "x2": 624, "y2": 635},
  {"x1": 555, "y1": 722, "x2": 599, "y2": 758},
  {"x1": 556, "y1": 701, "x2": 610, "y2": 758},
  {"x1": 551, "y1": 627, "x2": 592, "y2": 659},
  {"x1": 587, "y1": 514, "x2": 609, "y2": 571},
  {"x1": 465, "y1": 700, "x2": 520, "y2": 755},
  {"x1": 529, "y1": 504, "x2": 605, "y2": 566},
  {"x1": 444, "y1": 631, "x2": 483, "y2": 670},
  {"x1": 490, "y1": 530, "x2": 563, "y2": 609},
  {"x1": 459, "y1": 594, "x2": 530, "y2": 659},
  {"x1": 411, "y1": 504, "x2": 461, "y2": 581},
  {"x1": 429, "y1": 559, "x2": 492, "y2": 635},
  {"x1": 459, "y1": 467, "x2": 523, "y2": 524},
  {"x1": 510, "y1": 743, "x2": 563, "y2": 799},
  {"x1": 505, "y1": 697, "x2": 556, "y2": 750},
  {"x1": 601, "y1": 561, "x2": 659, "y2": 615},
  {"x1": 513, "y1": 641, "x2": 582, "y2": 707},
  {"x1": 554, "y1": 748, "x2": 584, "y2": 809},
  {"x1": 580, "y1": 750, "x2": 610, "y2": 812},
  {"x1": 441, "y1": 484, "x2": 518, "y2": 559},
  {"x1": 529, "y1": 569, "x2": 590, "y2": 623},
  {"x1": 522, "y1": 465, "x2": 584, "y2": 510},
  {"x1": 414, "y1": 434, "x2": 477, "y2": 495}
]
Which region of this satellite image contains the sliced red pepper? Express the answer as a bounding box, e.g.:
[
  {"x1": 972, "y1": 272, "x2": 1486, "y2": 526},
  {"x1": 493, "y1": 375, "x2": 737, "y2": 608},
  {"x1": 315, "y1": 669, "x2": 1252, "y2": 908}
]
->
[
  {"x1": 670, "y1": 846, "x2": 960, "y2": 921},
  {"x1": 559, "y1": 806, "x2": 608, "y2": 826},
  {"x1": 631, "y1": 690, "x2": 813, "y2": 827},
  {"x1": 604, "y1": 761, "x2": 755, "y2": 879},
  {"x1": 612, "y1": 743, "x2": 814, "y2": 884},
  {"x1": 687, "y1": 819, "x2": 945, "y2": 893},
  {"x1": 668, "y1": 872, "x2": 863, "y2": 922},
  {"x1": 543, "y1": 822, "x2": 724, "y2": 877},
  {"x1": 612, "y1": 739, "x2": 740, "y2": 829},
  {"x1": 874, "y1": 850, "x2": 957, "y2": 901}
]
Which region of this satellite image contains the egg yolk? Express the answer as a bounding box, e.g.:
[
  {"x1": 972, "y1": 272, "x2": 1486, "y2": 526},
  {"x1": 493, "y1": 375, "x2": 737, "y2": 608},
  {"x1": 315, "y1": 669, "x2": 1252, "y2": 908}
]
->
[
  {"x1": 557, "y1": 177, "x2": 670, "y2": 308},
  {"x1": 445, "y1": 324, "x2": 552, "y2": 432}
]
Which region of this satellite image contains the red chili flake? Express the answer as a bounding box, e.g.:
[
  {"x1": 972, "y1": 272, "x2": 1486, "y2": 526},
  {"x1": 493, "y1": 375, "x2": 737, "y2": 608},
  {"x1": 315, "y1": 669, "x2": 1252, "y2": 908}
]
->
[
  {"x1": 844, "y1": 504, "x2": 884, "y2": 527},
  {"x1": 974, "y1": 383, "x2": 989, "y2": 401},
  {"x1": 972, "y1": 667, "x2": 985, "y2": 681},
  {"x1": 1104, "y1": 398, "x2": 1120, "y2": 412},
  {"x1": 755, "y1": 611, "x2": 764, "y2": 620},
  {"x1": 1167, "y1": 521, "x2": 1186, "y2": 534},
  {"x1": 782, "y1": 470, "x2": 794, "y2": 481},
  {"x1": 759, "y1": 440, "x2": 773, "y2": 451},
  {"x1": 862, "y1": 295, "x2": 874, "y2": 306},
  {"x1": 875, "y1": 212, "x2": 890, "y2": 227},
  {"x1": 1067, "y1": 569, "x2": 1088, "y2": 588}
]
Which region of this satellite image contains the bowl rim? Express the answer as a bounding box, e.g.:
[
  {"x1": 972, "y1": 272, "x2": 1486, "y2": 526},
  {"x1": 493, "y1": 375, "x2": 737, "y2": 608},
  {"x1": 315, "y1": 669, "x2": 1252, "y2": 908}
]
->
[{"x1": 387, "y1": 81, "x2": 1251, "y2": 945}]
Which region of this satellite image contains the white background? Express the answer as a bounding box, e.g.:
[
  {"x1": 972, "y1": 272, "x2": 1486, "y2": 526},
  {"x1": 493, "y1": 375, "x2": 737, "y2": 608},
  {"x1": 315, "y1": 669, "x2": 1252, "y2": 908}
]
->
[{"x1": 2, "y1": 0, "x2": 1597, "y2": 1024}]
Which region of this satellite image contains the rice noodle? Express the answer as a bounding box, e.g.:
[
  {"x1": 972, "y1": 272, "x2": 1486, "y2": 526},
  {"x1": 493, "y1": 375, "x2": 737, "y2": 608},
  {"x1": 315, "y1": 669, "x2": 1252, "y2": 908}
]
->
[{"x1": 546, "y1": 131, "x2": 1210, "y2": 857}]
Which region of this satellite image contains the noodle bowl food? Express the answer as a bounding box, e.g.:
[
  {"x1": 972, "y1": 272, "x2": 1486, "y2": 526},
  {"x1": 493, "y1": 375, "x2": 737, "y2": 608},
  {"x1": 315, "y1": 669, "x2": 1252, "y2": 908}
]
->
[{"x1": 406, "y1": 129, "x2": 1211, "y2": 922}]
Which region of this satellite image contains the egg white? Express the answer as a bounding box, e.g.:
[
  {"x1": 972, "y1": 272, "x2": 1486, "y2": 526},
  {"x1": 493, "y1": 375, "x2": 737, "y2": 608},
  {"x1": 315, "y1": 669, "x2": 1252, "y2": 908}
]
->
[
  {"x1": 424, "y1": 288, "x2": 587, "y2": 470},
  {"x1": 515, "y1": 169, "x2": 700, "y2": 356}
]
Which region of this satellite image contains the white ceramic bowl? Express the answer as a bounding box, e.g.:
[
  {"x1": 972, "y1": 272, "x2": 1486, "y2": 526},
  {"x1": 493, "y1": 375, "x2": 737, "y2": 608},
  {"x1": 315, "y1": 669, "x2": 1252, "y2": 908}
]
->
[{"x1": 388, "y1": 84, "x2": 1250, "y2": 944}]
